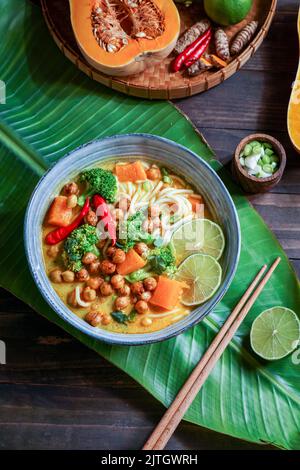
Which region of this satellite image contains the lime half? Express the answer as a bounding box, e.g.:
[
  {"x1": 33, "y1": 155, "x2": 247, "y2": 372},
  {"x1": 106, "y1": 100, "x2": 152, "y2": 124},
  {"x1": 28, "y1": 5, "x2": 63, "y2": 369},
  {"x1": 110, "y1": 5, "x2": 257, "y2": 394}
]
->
[
  {"x1": 171, "y1": 218, "x2": 225, "y2": 263},
  {"x1": 175, "y1": 253, "x2": 222, "y2": 306},
  {"x1": 250, "y1": 307, "x2": 300, "y2": 361}
]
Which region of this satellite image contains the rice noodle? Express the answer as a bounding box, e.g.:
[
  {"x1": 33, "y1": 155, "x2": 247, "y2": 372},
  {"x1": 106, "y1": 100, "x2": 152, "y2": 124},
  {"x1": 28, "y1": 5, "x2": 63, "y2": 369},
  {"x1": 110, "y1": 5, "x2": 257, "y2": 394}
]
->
[
  {"x1": 115, "y1": 164, "x2": 200, "y2": 238},
  {"x1": 147, "y1": 308, "x2": 184, "y2": 318},
  {"x1": 75, "y1": 286, "x2": 91, "y2": 308},
  {"x1": 171, "y1": 314, "x2": 186, "y2": 322}
]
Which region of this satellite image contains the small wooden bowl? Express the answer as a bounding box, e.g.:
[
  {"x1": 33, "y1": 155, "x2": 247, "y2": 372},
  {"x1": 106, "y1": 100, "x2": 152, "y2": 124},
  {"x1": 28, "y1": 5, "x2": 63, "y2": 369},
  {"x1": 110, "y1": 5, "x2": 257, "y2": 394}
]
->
[{"x1": 232, "y1": 134, "x2": 286, "y2": 194}]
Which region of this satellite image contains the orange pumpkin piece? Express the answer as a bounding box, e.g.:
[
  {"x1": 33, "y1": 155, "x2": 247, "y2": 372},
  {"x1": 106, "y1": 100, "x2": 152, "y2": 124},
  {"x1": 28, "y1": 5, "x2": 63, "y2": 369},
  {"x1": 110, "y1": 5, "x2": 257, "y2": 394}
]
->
[
  {"x1": 116, "y1": 161, "x2": 147, "y2": 182},
  {"x1": 188, "y1": 195, "x2": 204, "y2": 213},
  {"x1": 117, "y1": 248, "x2": 146, "y2": 275},
  {"x1": 47, "y1": 196, "x2": 73, "y2": 227},
  {"x1": 149, "y1": 275, "x2": 185, "y2": 311},
  {"x1": 69, "y1": 0, "x2": 180, "y2": 77},
  {"x1": 288, "y1": 11, "x2": 300, "y2": 153}
]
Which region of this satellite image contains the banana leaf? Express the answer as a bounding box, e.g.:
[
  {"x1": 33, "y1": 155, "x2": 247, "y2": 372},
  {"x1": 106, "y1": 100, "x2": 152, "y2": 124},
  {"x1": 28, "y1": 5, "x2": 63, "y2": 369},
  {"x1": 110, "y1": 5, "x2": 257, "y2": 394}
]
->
[{"x1": 1, "y1": 0, "x2": 300, "y2": 450}]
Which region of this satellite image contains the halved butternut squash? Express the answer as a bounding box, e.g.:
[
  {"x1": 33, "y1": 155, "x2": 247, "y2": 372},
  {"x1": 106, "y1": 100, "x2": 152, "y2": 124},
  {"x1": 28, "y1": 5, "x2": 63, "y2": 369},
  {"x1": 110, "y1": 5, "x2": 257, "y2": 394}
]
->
[
  {"x1": 288, "y1": 8, "x2": 300, "y2": 153},
  {"x1": 69, "y1": 0, "x2": 180, "y2": 76}
]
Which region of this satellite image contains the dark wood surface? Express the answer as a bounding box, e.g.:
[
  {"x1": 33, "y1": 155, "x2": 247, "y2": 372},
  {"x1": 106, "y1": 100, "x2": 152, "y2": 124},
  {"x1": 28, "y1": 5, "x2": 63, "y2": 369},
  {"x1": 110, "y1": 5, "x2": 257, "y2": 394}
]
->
[{"x1": 0, "y1": 0, "x2": 299, "y2": 450}]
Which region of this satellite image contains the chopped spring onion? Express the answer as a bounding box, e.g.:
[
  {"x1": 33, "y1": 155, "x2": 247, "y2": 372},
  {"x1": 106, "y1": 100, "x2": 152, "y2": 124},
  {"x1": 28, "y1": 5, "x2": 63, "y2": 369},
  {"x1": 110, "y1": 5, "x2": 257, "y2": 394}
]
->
[{"x1": 239, "y1": 139, "x2": 280, "y2": 179}]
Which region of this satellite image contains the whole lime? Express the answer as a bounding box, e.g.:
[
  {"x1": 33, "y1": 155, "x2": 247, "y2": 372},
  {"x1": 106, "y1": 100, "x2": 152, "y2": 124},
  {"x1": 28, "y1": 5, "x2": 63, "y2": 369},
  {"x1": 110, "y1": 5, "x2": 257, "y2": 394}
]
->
[{"x1": 204, "y1": 0, "x2": 253, "y2": 26}]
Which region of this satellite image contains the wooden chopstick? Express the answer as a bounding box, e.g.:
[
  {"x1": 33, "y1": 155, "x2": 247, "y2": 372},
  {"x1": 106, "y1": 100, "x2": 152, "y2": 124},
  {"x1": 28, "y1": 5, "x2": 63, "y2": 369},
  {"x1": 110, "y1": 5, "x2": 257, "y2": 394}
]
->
[{"x1": 143, "y1": 257, "x2": 281, "y2": 451}]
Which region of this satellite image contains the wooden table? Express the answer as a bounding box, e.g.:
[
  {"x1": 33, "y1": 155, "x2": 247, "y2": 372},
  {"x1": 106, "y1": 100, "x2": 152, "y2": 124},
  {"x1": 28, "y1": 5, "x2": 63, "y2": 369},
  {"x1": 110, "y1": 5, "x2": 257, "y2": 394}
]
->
[{"x1": 0, "y1": 0, "x2": 299, "y2": 450}]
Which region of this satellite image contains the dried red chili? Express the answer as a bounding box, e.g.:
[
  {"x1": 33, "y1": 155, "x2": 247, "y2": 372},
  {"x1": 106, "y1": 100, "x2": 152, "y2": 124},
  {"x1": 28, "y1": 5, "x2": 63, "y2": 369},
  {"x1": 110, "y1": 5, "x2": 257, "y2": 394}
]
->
[
  {"x1": 93, "y1": 194, "x2": 116, "y2": 246},
  {"x1": 45, "y1": 197, "x2": 90, "y2": 245},
  {"x1": 172, "y1": 28, "x2": 212, "y2": 72}
]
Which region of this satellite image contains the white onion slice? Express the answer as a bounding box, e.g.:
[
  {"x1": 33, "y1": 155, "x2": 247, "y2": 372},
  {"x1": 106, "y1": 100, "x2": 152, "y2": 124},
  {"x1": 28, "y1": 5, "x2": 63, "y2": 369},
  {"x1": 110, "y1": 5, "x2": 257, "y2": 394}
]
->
[{"x1": 75, "y1": 286, "x2": 91, "y2": 308}]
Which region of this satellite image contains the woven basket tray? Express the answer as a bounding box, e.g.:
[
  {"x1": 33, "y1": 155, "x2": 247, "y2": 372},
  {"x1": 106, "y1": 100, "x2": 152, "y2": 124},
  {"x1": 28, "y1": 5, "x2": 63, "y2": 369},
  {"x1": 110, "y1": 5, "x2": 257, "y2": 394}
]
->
[{"x1": 41, "y1": 0, "x2": 276, "y2": 100}]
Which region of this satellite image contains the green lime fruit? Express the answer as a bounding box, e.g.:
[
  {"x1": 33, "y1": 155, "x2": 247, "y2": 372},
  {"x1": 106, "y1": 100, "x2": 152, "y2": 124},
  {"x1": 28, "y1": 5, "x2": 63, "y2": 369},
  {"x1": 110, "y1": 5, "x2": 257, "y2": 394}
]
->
[
  {"x1": 175, "y1": 253, "x2": 222, "y2": 306},
  {"x1": 204, "y1": 0, "x2": 253, "y2": 26},
  {"x1": 171, "y1": 218, "x2": 225, "y2": 263},
  {"x1": 250, "y1": 307, "x2": 300, "y2": 361}
]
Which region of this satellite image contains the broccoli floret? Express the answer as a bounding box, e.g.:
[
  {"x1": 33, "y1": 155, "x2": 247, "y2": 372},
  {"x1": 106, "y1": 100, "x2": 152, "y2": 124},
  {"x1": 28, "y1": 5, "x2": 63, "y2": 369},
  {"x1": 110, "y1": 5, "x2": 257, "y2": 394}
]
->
[
  {"x1": 118, "y1": 211, "x2": 153, "y2": 252},
  {"x1": 126, "y1": 244, "x2": 177, "y2": 280},
  {"x1": 62, "y1": 224, "x2": 100, "y2": 272},
  {"x1": 148, "y1": 244, "x2": 177, "y2": 275},
  {"x1": 78, "y1": 168, "x2": 117, "y2": 205}
]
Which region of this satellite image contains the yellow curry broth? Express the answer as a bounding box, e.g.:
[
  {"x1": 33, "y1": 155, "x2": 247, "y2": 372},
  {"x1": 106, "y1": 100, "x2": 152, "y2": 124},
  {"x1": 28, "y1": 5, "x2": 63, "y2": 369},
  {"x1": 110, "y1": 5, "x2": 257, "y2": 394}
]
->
[{"x1": 42, "y1": 159, "x2": 212, "y2": 334}]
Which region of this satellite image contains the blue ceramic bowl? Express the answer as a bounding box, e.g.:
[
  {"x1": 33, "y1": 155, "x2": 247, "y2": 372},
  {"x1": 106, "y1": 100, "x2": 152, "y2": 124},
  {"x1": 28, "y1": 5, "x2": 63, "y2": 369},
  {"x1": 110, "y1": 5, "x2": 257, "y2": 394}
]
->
[{"x1": 24, "y1": 134, "x2": 240, "y2": 345}]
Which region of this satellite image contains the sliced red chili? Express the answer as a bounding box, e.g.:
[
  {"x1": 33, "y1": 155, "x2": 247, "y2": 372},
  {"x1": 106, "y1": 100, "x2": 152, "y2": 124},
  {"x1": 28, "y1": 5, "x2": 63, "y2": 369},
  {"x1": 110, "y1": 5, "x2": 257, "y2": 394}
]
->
[{"x1": 93, "y1": 194, "x2": 116, "y2": 246}]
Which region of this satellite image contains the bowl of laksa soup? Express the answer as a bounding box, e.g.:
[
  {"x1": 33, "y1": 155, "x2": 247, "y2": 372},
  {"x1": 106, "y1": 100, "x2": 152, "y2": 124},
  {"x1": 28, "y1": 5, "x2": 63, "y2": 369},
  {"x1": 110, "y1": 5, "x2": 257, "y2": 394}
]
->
[{"x1": 25, "y1": 134, "x2": 240, "y2": 345}]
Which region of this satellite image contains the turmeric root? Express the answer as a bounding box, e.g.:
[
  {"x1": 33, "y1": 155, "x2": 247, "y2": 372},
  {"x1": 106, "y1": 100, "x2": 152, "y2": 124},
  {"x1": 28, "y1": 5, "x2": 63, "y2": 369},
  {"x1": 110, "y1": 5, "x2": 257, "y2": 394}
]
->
[
  {"x1": 230, "y1": 21, "x2": 259, "y2": 55},
  {"x1": 187, "y1": 57, "x2": 213, "y2": 76},
  {"x1": 214, "y1": 28, "x2": 230, "y2": 61},
  {"x1": 174, "y1": 19, "x2": 211, "y2": 54}
]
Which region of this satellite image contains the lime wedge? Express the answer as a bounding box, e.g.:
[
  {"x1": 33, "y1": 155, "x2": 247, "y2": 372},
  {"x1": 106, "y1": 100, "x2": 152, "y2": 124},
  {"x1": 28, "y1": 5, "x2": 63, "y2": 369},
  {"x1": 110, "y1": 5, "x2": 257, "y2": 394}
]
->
[
  {"x1": 175, "y1": 253, "x2": 222, "y2": 306},
  {"x1": 250, "y1": 307, "x2": 300, "y2": 361},
  {"x1": 171, "y1": 218, "x2": 225, "y2": 263}
]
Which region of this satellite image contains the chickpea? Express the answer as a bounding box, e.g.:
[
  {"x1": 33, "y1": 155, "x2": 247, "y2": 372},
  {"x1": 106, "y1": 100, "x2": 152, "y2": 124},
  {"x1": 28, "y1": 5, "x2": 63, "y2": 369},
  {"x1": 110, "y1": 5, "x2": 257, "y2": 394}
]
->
[
  {"x1": 100, "y1": 282, "x2": 113, "y2": 296},
  {"x1": 111, "y1": 274, "x2": 125, "y2": 290},
  {"x1": 82, "y1": 286, "x2": 97, "y2": 302},
  {"x1": 134, "y1": 242, "x2": 149, "y2": 258},
  {"x1": 130, "y1": 281, "x2": 144, "y2": 296},
  {"x1": 106, "y1": 246, "x2": 117, "y2": 258},
  {"x1": 135, "y1": 300, "x2": 149, "y2": 315},
  {"x1": 46, "y1": 245, "x2": 59, "y2": 258},
  {"x1": 61, "y1": 270, "x2": 75, "y2": 283},
  {"x1": 112, "y1": 249, "x2": 126, "y2": 265},
  {"x1": 86, "y1": 276, "x2": 104, "y2": 290},
  {"x1": 82, "y1": 252, "x2": 97, "y2": 265},
  {"x1": 141, "y1": 317, "x2": 153, "y2": 327},
  {"x1": 143, "y1": 277, "x2": 157, "y2": 292},
  {"x1": 89, "y1": 261, "x2": 101, "y2": 274},
  {"x1": 150, "y1": 205, "x2": 160, "y2": 217},
  {"x1": 139, "y1": 291, "x2": 152, "y2": 302},
  {"x1": 118, "y1": 284, "x2": 131, "y2": 297},
  {"x1": 101, "y1": 314, "x2": 111, "y2": 326},
  {"x1": 100, "y1": 259, "x2": 116, "y2": 275},
  {"x1": 152, "y1": 216, "x2": 161, "y2": 229},
  {"x1": 142, "y1": 218, "x2": 153, "y2": 233},
  {"x1": 118, "y1": 198, "x2": 130, "y2": 211},
  {"x1": 85, "y1": 311, "x2": 102, "y2": 327},
  {"x1": 67, "y1": 195, "x2": 77, "y2": 209},
  {"x1": 115, "y1": 296, "x2": 130, "y2": 310},
  {"x1": 76, "y1": 268, "x2": 89, "y2": 282},
  {"x1": 85, "y1": 210, "x2": 98, "y2": 226},
  {"x1": 63, "y1": 182, "x2": 78, "y2": 196},
  {"x1": 146, "y1": 167, "x2": 161, "y2": 181},
  {"x1": 49, "y1": 269, "x2": 62, "y2": 283}
]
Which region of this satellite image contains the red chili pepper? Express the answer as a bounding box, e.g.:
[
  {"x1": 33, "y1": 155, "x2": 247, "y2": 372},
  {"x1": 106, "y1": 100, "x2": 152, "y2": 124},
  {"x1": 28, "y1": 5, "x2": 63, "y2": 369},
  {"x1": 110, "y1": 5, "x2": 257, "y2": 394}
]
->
[
  {"x1": 184, "y1": 30, "x2": 212, "y2": 67},
  {"x1": 45, "y1": 197, "x2": 90, "y2": 245},
  {"x1": 172, "y1": 28, "x2": 212, "y2": 72},
  {"x1": 93, "y1": 194, "x2": 116, "y2": 246}
]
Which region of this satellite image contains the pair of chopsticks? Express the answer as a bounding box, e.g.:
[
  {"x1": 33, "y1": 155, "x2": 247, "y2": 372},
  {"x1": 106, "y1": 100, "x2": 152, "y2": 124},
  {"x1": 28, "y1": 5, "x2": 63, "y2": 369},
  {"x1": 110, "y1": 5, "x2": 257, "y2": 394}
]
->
[{"x1": 143, "y1": 257, "x2": 281, "y2": 451}]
